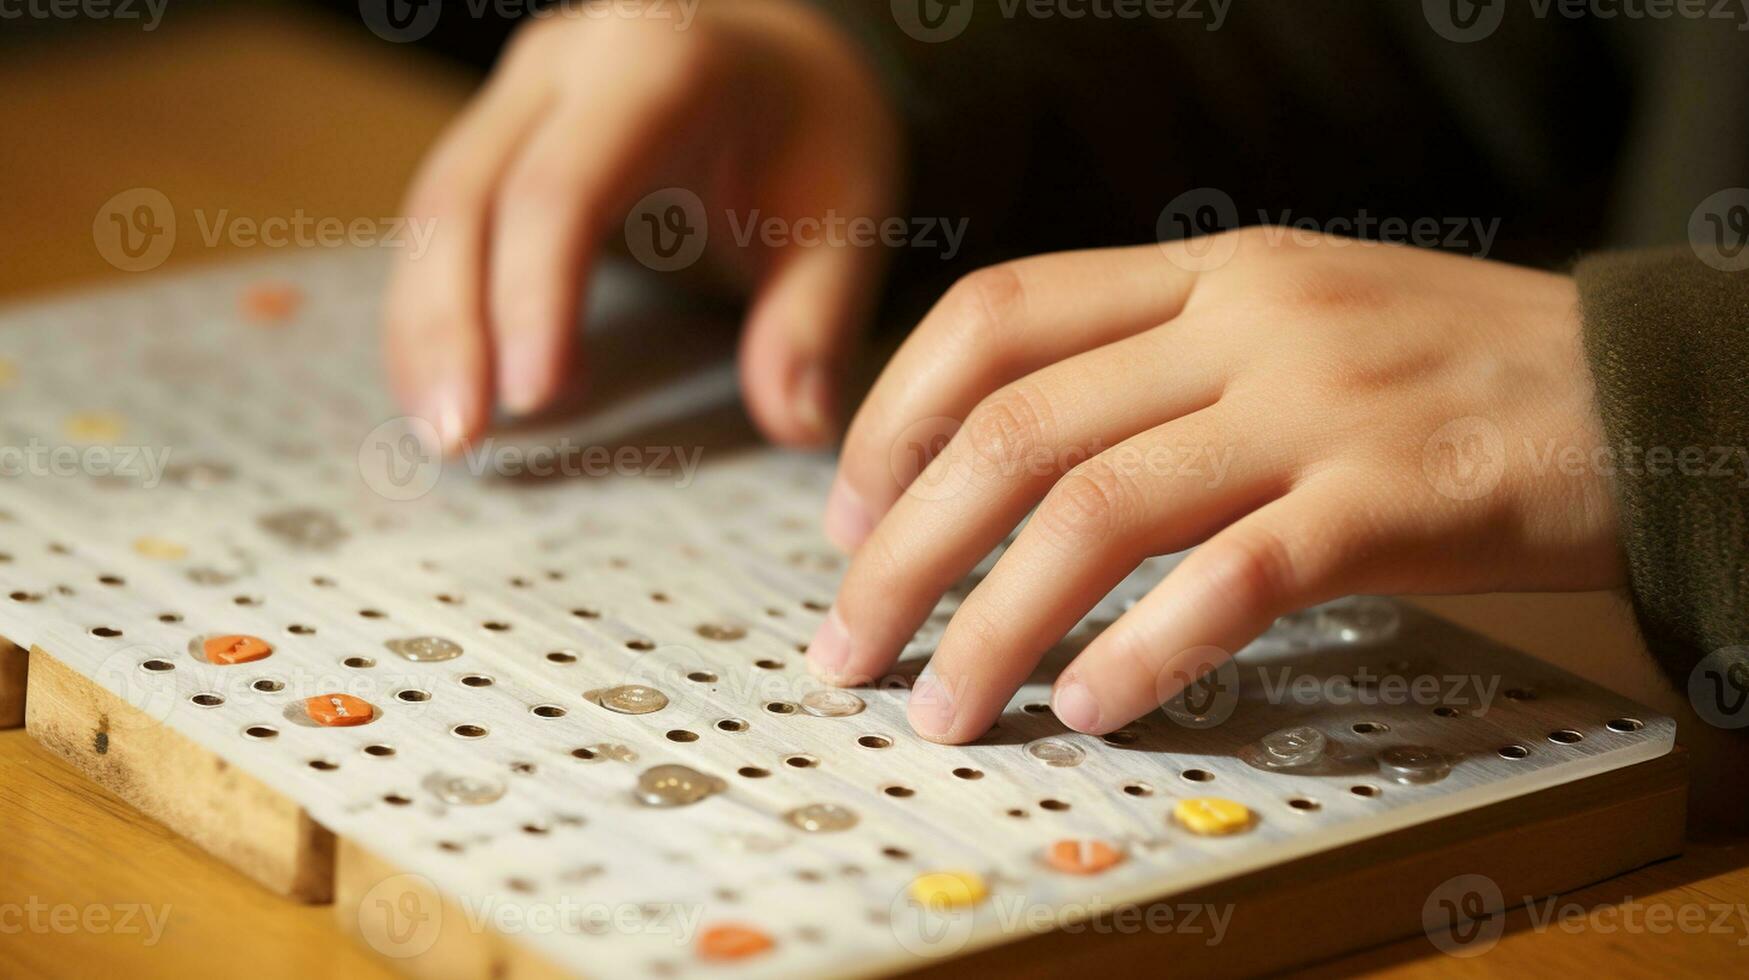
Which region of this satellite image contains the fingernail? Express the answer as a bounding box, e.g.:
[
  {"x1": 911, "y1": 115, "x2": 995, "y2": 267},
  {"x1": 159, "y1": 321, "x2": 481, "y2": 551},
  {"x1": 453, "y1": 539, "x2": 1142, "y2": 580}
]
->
[
  {"x1": 908, "y1": 665, "x2": 956, "y2": 739},
  {"x1": 1052, "y1": 678, "x2": 1102, "y2": 733},
  {"x1": 806, "y1": 608, "x2": 851, "y2": 678},
  {"x1": 794, "y1": 361, "x2": 834, "y2": 440},
  {"x1": 497, "y1": 336, "x2": 547, "y2": 416},
  {"x1": 823, "y1": 475, "x2": 873, "y2": 552},
  {"x1": 420, "y1": 382, "x2": 468, "y2": 456}
]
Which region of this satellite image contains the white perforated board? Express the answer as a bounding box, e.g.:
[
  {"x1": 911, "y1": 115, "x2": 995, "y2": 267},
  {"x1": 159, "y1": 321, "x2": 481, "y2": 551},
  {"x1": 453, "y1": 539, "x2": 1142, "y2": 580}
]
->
[{"x1": 0, "y1": 252, "x2": 1675, "y2": 978}]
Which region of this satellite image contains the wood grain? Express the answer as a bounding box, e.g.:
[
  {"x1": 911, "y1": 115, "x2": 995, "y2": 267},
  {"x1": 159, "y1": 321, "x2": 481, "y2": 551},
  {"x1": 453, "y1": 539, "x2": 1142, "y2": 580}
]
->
[
  {"x1": 25, "y1": 647, "x2": 336, "y2": 901},
  {"x1": 0, "y1": 638, "x2": 25, "y2": 729}
]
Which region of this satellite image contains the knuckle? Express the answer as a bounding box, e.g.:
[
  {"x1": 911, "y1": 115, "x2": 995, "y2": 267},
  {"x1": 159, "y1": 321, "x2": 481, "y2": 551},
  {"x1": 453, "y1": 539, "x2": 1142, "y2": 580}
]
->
[
  {"x1": 938, "y1": 264, "x2": 1027, "y2": 354},
  {"x1": 1206, "y1": 524, "x2": 1303, "y2": 614},
  {"x1": 963, "y1": 384, "x2": 1051, "y2": 473},
  {"x1": 1037, "y1": 460, "x2": 1132, "y2": 543}
]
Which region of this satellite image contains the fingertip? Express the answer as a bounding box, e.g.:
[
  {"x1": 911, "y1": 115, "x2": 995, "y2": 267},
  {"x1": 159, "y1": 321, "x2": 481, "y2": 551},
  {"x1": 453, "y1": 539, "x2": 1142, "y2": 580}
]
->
[{"x1": 1050, "y1": 675, "x2": 1112, "y2": 735}]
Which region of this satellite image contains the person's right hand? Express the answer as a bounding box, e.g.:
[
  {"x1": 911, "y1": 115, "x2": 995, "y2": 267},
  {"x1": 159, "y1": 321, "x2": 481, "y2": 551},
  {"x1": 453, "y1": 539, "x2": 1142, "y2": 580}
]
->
[{"x1": 384, "y1": 0, "x2": 902, "y2": 452}]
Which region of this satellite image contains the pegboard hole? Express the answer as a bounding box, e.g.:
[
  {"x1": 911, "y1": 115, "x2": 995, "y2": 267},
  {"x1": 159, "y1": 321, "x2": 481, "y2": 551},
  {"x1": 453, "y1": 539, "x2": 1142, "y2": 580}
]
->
[
  {"x1": 532, "y1": 705, "x2": 567, "y2": 719},
  {"x1": 190, "y1": 693, "x2": 224, "y2": 707},
  {"x1": 785, "y1": 754, "x2": 820, "y2": 769},
  {"x1": 482, "y1": 621, "x2": 511, "y2": 632},
  {"x1": 383, "y1": 793, "x2": 412, "y2": 806},
  {"x1": 688, "y1": 671, "x2": 718, "y2": 683},
  {"x1": 460, "y1": 674, "x2": 494, "y2": 688},
  {"x1": 738, "y1": 766, "x2": 771, "y2": 779},
  {"x1": 882, "y1": 785, "x2": 915, "y2": 798},
  {"x1": 754, "y1": 659, "x2": 784, "y2": 670},
  {"x1": 1006, "y1": 808, "x2": 1029, "y2": 819},
  {"x1": 287, "y1": 624, "x2": 316, "y2": 635},
  {"x1": 1350, "y1": 784, "x2": 1380, "y2": 798},
  {"x1": 90, "y1": 626, "x2": 123, "y2": 638},
  {"x1": 1022, "y1": 702, "x2": 1050, "y2": 714},
  {"x1": 625, "y1": 638, "x2": 655, "y2": 651},
  {"x1": 1181, "y1": 768, "x2": 1214, "y2": 783},
  {"x1": 1039, "y1": 798, "x2": 1070, "y2": 811},
  {"x1": 1607, "y1": 717, "x2": 1644, "y2": 733},
  {"x1": 243, "y1": 725, "x2": 279, "y2": 740},
  {"x1": 451, "y1": 724, "x2": 489, "y2": 739},
  {"x1": 571, "y1": 607, "x2": 601, "y2": 619},
  {"x1": 952, "y1": 767, "x2": 984, "y2": 780},
  {"x1": 716, "y1": 718, "x2": 748, "y2": 733},
  {"x1": 1498, "y1": 744, "x2": 1531, "y2": 760},
  {"x1": 522, "y1": 823, "x2": 550, "y2": 836},
  {"x1": 1547, "y1": 729, "x2": 1584, "y2": 744},
  {"x1": 1102, "y1": 731, "x2": 1139, "y2": 746},
  {"x1": 140, "y1": 659, "x2": 175, "y2": 672},
  {"x1": 666, "y1": 730, "x2": 699, "y2": 743},
  {"x1": 571, "y1": 748, "x2": 598, "y2": 761},
  {"x1": 157, "y1": 613, "x2": 183, "y2": 623},
  {"x1": 308, "y1": 759, "x2": 339, "y2": 772},
  {"x1": 764, "y1": 701, "x2": 798, "y2": 715},
  {"x1": 252, "y1": 679, "x2": 284, "y2": 693},
  {"x1": 358, "y1": 608, "x2": 385, "y2": 619},
  {"x1": 1122, "y1": 782, "x2": 1154, "y2": 797},
  {"x1": 857, "y1": 735, "x2": 891, "y2": 749},
  {"x1": 364, "y1": 744, "x2": 396, "y2": 757},
  {"x1": 98, "y1": 574, "x2": 125, "y2": 586},
  {"x1": 1351, "y1": 721, "x2": 1388, "y2": 734},
  {"x1": 343, "y1": 656, "x2": 375, "y2": 669},
  {"x1": 396, "y1": 689, "x2": 431, "y2": 703},
  {"x1": 546, "y1": 651, "x2": 578, "y2": 664},
  {"x1": 881, "y1": 846, "x2": 910, "y2": 860},
  {"x1": 1287, "y1": 797, "x2": 1321, "y2": 812}
]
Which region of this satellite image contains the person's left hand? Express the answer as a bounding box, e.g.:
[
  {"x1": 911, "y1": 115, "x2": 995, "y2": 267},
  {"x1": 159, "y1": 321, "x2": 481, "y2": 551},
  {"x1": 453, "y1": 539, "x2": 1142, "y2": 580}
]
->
[{"x1": 805, "y1": 229, "x2": 1623, "y2": 742}]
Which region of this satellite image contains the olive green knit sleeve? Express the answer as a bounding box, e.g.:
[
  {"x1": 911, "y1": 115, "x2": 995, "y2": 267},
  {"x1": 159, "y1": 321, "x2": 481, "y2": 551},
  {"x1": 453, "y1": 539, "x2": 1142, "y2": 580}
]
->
[{"x1": 1576, "y1": 247, "x2": 1749, "y2": 693}]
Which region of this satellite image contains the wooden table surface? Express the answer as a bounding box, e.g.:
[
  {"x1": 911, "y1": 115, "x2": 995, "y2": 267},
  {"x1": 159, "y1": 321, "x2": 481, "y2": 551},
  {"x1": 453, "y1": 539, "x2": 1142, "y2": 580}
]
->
[{"x1": 1, "y1": 6, "x2": 1745, "y2": 977}]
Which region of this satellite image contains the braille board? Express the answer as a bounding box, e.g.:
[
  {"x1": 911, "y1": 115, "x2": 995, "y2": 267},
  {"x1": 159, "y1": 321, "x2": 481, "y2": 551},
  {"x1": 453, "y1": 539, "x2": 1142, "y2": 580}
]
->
[{"x1": 0, "y1": 253, "x2": 1683, "y2": 977}]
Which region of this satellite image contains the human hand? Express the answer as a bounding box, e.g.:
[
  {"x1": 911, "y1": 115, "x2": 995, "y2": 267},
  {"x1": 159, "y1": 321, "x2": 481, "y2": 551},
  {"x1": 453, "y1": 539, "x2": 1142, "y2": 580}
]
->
[
  {"x1": 384, "y1": 0, "x2": 901, "y2": 451},
  {"x1": 807, "y1": 229, "x2": 1623, "y2": 742}
]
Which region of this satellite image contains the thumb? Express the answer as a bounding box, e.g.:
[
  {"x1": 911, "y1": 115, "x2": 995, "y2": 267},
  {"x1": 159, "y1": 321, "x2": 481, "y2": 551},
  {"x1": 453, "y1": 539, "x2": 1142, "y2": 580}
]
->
[{"x1": 738, "y1": 242, "x2": 879, "y2": 447}]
